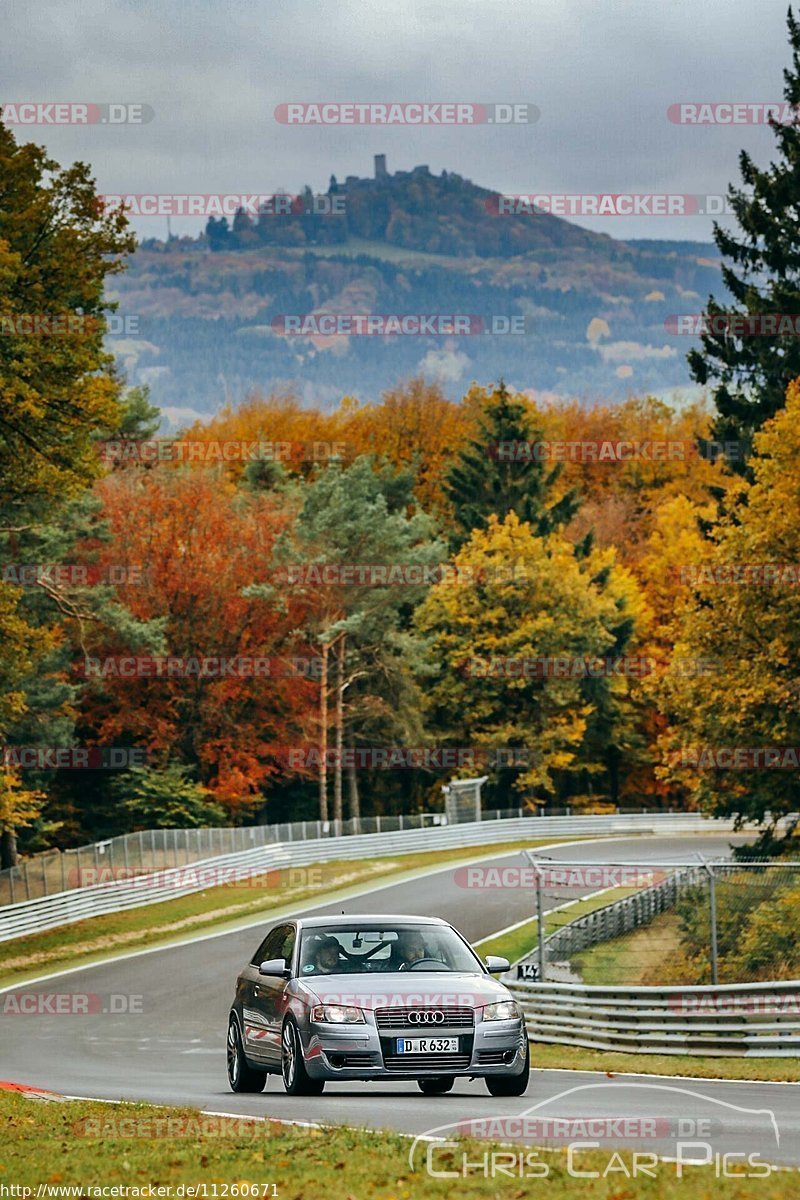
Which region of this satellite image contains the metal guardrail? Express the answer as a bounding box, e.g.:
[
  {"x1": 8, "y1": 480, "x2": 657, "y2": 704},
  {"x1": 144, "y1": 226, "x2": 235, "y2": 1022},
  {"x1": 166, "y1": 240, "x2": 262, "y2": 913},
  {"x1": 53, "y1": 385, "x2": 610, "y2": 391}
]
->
[
  {"x1": 0, "y1": 810, "x2": 462, "y2": 906},
  {"x1": 509, "y1": 978, "x2": 800, "y2": 1056},
  {"x1": 511, "y1": 863, "x2": 714, "y2": 978},
  {"x1": 0, "y1": 812, "x2": 736, "y2": 942},
  {"x1": 0, "y1": 804, "x2": 680, "y2": 905}
]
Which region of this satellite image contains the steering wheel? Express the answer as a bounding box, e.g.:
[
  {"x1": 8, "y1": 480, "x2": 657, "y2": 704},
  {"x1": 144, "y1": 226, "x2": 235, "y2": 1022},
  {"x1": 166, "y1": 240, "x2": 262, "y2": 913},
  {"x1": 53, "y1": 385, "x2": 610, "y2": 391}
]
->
[{"x1": 398, "y1": 957, "x2": 446, "y2": 971}]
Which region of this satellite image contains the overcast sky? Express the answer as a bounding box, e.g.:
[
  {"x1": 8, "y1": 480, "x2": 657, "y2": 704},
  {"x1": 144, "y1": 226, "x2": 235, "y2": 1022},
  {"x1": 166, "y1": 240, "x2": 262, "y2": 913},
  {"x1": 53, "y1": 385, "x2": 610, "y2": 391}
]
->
[{"x1": 4, "y1": 0, "x2": 795, "y2": 241}]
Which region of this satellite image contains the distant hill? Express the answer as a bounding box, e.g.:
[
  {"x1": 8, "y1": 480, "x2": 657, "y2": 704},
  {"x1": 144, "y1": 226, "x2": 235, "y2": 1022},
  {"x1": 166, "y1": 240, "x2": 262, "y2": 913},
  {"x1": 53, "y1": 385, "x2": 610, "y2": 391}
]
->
[{"x1": 110, "y1": 159, "x2": 724, "y2": 417}]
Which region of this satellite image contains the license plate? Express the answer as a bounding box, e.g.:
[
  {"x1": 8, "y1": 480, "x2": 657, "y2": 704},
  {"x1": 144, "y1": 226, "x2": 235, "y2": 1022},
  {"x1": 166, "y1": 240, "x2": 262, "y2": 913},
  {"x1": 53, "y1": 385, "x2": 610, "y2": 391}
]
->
[{"x1": 395, "y1": 1037, "x2": 459, "y2": 1054}]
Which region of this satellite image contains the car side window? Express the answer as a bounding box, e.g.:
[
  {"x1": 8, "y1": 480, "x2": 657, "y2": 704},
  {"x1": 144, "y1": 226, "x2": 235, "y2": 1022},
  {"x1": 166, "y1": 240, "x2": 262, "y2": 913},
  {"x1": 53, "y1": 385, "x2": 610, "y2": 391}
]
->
[
  {"x1": 251, "y1": 925, "x2": 287, "y2": 966},
  {"x1": 278, "y1": 925, "x2": 296, "y2": 969}
]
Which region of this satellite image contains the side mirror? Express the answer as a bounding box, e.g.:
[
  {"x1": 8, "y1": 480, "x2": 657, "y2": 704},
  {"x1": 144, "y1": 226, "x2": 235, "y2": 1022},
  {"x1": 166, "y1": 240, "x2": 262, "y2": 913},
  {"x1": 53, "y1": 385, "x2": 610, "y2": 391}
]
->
[
  {"x1": 484, "y1": 955, "x2": 511, "y2": 974},
  {"x1": 259, "y1": 958, "x2": 290, "y2": 978}
]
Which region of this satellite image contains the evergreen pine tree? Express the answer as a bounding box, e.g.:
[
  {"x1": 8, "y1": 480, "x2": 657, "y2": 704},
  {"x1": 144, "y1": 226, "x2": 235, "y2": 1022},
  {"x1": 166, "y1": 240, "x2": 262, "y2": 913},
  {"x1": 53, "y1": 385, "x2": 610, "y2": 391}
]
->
[
  {"x1": 689, "y1": 8, "x2": 800, "y2": 466},
  {"x1": 443, "y1": 381, "x2": 579, "y2": 547}
]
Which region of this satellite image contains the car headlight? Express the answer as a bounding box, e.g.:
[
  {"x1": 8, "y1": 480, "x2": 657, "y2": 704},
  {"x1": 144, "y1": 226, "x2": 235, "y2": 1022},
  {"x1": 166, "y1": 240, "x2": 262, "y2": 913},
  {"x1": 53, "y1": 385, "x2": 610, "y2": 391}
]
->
[
  {"x1": 311, "y1": 1004, "x2": 365, "y2": 1024},
  {"x1": 482, "y1": 1000, "x2": 520, "y2": 1021}
]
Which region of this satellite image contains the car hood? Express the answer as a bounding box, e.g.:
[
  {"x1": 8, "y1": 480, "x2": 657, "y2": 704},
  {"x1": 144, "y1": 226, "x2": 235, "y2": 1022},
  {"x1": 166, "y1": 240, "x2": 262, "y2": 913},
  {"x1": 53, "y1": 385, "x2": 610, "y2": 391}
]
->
[{"x1": 293, "y1": 970, "x2": 512, "y2": 1010}]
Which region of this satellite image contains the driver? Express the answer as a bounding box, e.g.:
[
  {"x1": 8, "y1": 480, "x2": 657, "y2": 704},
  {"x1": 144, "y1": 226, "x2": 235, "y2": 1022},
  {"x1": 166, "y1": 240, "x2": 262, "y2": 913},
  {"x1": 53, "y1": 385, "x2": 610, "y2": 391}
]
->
[
  {"x1": 397, "y1": 931, "x2": 427, "y2": 968},
  {"x1": 313, "y1": 936, "x2": 344, "y2": 974}
]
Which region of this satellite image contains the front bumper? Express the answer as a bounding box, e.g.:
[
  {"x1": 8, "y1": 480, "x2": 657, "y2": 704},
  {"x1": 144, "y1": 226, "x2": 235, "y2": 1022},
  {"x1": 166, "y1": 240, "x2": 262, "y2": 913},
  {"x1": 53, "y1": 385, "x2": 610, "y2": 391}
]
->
[{"x1": 302, "y1": 1017, "x2": 528, "y2": 1081}]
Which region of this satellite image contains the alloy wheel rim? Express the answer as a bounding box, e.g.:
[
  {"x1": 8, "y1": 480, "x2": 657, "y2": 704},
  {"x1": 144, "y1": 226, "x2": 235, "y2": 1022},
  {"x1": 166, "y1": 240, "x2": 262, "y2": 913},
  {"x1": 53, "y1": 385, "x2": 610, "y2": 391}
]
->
[
  {"x1": 227, "y1": 1021, "x2": 239, "y2": 1084},
  {"x1": 282, "y1": 1024, "x2": 295, "y2": 1086}
]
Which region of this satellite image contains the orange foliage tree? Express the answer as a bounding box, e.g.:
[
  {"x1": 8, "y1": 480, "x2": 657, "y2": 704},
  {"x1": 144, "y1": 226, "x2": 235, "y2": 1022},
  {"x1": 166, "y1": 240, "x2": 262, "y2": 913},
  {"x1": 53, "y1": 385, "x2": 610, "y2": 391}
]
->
[{"x1": 83, "y1": 466, "x2": 316, "y2": 816}]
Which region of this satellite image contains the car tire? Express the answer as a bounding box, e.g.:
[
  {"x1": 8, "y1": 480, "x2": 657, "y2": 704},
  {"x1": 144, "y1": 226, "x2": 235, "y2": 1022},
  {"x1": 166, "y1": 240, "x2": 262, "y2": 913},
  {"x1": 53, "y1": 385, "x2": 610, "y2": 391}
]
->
[
  {"x1": 484, "y1": 1039, "x2": 530, "y2": 1097},
  {"x1": 417, "y1": 1077, "x2": 455, "y2": 1095},
  {"x1": 281, "y1": 1017, "x2": 325, "y2": 1095},
  {"x1": 227, "y1": 1016, "x2": 267, "y2": 1093}
]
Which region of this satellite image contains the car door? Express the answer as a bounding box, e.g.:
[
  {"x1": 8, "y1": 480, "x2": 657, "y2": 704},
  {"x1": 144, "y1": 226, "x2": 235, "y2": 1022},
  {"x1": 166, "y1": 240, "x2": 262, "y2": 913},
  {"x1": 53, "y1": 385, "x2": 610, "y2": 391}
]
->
[
  {"x1": 241, "y1": 924, "x2": 290, "y2": 1065},
  {"x1": 250, "y1": 923, "x2": 296, "y2": 1064}
]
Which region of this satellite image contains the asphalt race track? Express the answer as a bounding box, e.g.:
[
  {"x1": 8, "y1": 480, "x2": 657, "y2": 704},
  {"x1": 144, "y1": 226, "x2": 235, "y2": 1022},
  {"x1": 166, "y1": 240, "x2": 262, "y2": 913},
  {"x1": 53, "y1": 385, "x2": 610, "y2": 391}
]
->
[{"x1": 1, "y1": 833, "x2": 798, "y2": 1169}]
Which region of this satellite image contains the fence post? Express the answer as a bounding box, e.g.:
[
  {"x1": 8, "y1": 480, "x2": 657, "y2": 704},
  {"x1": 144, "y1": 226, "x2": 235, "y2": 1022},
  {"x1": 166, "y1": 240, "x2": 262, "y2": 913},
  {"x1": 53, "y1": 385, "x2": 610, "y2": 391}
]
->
[
  {"x1": 708, "y1": 870, "x2": 719, "y2": 985},
  {"x1": 535, "y1": 866, "x2": 546, "y2": 982},
  {"x1": 699, "y1": 856, "x2": 719, "y2": 986},
  {"x1": 23, "y1": 859, "x2": 30, "y2": 901},
  {"x1": 61, "y1": 852, "x2": 67, "y2": 893}
]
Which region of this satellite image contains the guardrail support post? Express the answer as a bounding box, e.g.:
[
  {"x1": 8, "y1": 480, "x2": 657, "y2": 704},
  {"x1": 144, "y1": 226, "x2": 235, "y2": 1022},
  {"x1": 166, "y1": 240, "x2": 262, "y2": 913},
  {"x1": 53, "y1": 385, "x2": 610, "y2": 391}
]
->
[{"x1": 535, "y1": 867, "x2": 546, "y2": 982}]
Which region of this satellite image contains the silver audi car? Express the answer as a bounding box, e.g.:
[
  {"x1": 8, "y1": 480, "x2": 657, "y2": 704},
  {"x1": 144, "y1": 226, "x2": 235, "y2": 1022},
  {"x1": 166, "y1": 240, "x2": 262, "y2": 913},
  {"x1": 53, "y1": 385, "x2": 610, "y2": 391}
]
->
[{"x1": 227, "y1": 914, "x2": 529, "y2": 1096}]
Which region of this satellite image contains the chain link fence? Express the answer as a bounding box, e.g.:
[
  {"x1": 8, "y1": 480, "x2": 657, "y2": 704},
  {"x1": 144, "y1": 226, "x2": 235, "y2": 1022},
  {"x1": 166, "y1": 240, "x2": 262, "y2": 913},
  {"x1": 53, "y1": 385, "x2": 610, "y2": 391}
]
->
[
  {"x1": 0, "y1": 802, "x2": 710, "y2": 907},
  {"x1": 512, "y1": 857, "x2": 800, "y2": 987}
]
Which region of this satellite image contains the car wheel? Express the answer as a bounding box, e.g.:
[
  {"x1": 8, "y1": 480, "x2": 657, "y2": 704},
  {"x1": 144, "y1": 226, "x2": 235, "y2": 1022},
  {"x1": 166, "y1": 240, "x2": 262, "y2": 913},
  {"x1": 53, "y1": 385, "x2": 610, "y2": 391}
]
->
[
  {"x1": 281, "y1": 1018, "x2": 325, "y2": 1095},
  {"x1": 417, "y1": 1077, "x2": 455, "y2": 1095},
  {"x1": 484, "y1": 1039, "x2": 530, "y2": 1097},
  {"x1": 227, "y1": 1016, "x2": 267, "y2": 1093}
]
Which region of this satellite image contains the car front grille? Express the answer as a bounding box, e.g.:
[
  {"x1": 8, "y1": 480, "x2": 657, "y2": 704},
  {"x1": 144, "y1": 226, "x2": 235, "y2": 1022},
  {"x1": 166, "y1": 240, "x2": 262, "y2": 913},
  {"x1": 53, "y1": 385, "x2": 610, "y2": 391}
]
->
[
  {"x1": 383, "y1": 1052, "x2": 472, "y2": 1072},
  {"x1": 375, "y1": 1006, "x2": 475, "y2": 1029}
]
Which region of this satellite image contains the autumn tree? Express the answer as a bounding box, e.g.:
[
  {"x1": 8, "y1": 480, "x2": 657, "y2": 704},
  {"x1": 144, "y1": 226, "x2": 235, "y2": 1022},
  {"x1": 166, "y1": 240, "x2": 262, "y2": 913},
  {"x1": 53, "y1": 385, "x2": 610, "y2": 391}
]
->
[
  {"x1": 82, "y1": 466, "x2": 315, "y2": 819},
  {"x1": 415, "y1": 512, "x2": 646, "y2": 807},
  {"x1": 0, "y1": 122, "x2": 133, "y2": 860},
  {"x1": 259, "y1": 456, "x2": 444, "y2": 821},
  {"x1": 0, "y1": 119, "x2": 133, "y2": 516},
  {"x1": 656, "y1": 378, "x2": 800, "y2": 831}
]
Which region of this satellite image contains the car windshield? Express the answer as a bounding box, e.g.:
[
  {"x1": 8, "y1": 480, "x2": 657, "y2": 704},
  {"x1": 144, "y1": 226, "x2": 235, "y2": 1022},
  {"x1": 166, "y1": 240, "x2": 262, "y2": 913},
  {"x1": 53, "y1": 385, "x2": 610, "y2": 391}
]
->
[{"x1": 298, "y1": 924, "x2": 483, "y2": 976}]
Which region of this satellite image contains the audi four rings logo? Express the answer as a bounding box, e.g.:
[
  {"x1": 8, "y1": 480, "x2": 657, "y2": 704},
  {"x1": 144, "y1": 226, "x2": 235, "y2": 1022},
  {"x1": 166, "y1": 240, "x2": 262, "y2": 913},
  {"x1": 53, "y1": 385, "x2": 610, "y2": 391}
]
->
[{"x1": 408, "y1": 1009, "x2": 445, "y2": 1023}]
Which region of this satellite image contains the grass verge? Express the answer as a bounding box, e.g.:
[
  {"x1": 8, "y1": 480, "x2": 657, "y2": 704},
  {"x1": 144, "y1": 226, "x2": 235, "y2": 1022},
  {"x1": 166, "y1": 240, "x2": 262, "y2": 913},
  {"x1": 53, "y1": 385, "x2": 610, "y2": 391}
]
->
[
  {"x1": 572, "y1": 910, "x2": 684, "y2": 985},
  {"x1": 530, "y1": 1040, "x2": 800, "y2": 1082},
  {"x1": 0, "y1": 1090, "x2": 792, "y2": 1197},
  {"x1": 475, "y1": 884, "x2": 635, "y2": 963},
  {"x1": 0, "y1": 837, "x2": 581, "y2": 990}
]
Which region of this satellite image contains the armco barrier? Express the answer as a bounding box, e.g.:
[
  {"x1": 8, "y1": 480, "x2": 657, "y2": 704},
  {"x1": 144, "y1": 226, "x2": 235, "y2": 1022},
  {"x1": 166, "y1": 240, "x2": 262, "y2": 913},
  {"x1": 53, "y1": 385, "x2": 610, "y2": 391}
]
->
[
  {"x1": 509, "y1": 978, "x2": 800, "y2": 1056},
  {"x1": 0, "y1": 812, "x2": 737, "y2": 942}
]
